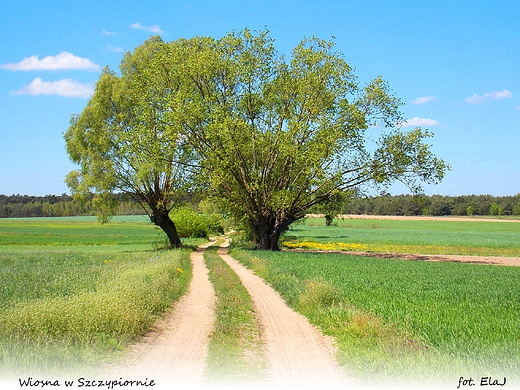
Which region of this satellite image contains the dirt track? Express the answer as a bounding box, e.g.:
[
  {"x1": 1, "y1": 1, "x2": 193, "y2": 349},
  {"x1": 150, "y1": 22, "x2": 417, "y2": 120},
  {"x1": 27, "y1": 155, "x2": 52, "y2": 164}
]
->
[
  {"x1": 218, "y1": 238, "x2": 349, "y2": 387},
  {"x1": 334, "y1": 214, "x2": 520, "y2": 223},
  {"x1": 111, "y1": 238, "x2": 348, "y2": 388},
  {"x1": 111, "y1": 240, "x2": 217, "y2": 386}
]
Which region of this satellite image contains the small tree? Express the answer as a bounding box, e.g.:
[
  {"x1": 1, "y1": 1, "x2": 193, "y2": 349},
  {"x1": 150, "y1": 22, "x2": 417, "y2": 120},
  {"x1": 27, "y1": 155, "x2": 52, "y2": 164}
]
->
[
  {"x1": 176, "y1": 29, "x2": 448, "y2": 250},
  {"x1": 64, "y1": 37, "x2": 195, "y2": 247},
  {"x1": 312, "y1": 191, "x2": 351, "y2": 226}
]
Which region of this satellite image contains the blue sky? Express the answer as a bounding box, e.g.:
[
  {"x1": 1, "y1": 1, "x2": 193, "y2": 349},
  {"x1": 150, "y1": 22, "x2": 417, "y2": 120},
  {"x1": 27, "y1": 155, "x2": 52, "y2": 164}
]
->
[{"x1": 1, "y1": 0, "x2": 519, "y2": 196}]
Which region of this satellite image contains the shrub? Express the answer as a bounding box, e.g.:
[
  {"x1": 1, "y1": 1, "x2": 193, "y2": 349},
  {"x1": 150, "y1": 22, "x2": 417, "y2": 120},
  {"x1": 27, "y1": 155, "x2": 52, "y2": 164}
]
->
[{"x1": 170, "y1": 207, "x2": 224, "y2": 238}]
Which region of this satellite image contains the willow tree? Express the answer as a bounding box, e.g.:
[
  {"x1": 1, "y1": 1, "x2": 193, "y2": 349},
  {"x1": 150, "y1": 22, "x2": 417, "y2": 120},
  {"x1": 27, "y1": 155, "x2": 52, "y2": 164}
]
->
[
  {"x1": 64, "y1": 36, "x2": 194, "y2": 247},
  {"x1": 172, "y1": 30, "x2": 448, "y2": 250}
]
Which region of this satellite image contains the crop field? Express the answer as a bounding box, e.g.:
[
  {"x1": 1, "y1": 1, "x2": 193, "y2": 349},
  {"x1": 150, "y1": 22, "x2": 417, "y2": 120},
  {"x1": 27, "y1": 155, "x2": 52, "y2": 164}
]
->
[
  {"x1": 1, "y1": 215, "x2": 519, "y2": 386},
  {"x1": 0, "y1": 216, "x2": 201, "y2": 377},
  {"x1": 231, "y1": 217, "x2": 520, "y2": 384},
  {"x1": 283, "y1": 217, "x2": 520, "y2": 257}
]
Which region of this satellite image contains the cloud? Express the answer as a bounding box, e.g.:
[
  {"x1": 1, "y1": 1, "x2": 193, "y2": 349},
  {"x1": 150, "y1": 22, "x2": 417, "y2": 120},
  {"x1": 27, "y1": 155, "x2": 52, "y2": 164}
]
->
[
  {"x1": 129, "y1": 22, "x2": 164, "y2": 34},
  {"x1": 101, "y1": 29, "x2": 117, "y2": 36},
  {"x1": 11, "y1": 77, "x2": 93, "y2": 98},
  {"x1": 107, "y1": 45, "x2": 125, "y2": 53},
  {"x1": 411, "y1": 96, "x2": 437, "y2": 105},
  {"x1": 401, "y1": 117, "x2": 440, "y2": 128},
  {"x1": 0, "y1": 52, "x2": 100, "y2": 71},
  {"x1": 464, "y1": 89, "x2": 513, "y2": 104}
]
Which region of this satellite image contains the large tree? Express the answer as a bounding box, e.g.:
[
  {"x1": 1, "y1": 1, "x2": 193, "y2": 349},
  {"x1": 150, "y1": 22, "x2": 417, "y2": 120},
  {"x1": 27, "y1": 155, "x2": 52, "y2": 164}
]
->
[
  {"x1": 171, "y1": 29, "x2": 449, "y2": 250},
  {"x1": 64, "y1": 36, "x2": 194, "y2": 248}
]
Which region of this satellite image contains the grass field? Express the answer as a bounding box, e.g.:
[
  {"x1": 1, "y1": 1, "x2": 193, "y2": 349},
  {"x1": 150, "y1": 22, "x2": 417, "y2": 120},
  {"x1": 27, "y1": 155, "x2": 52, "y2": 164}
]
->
[
  {"x1": 0, "y1": 216, "x2": 202, "y2": 377},
  {"x1": 231, "y1": 218, "x2": 520, "y2": 385},
  {"x1": 283, "y1": 217, "x2": 520, "y2": 257},
  {"x1": 1, "y1": 215, "x2": 519, "y2": 387}
]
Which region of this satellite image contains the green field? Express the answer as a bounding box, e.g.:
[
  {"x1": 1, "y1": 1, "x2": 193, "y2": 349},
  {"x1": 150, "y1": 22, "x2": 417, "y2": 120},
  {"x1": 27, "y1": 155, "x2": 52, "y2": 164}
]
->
[
  {"x1": 0, "y1": 216, "x2": 202, "y2": 377},
  {"x1": 1, "y1": 216, "x2": 519, "y2": 387},
  {"x1": 283, "y1": 217, "x2": 520, "y2": 257},
  {"x1": 229, "y1": 218, "x2": 520, "y2": 385}
]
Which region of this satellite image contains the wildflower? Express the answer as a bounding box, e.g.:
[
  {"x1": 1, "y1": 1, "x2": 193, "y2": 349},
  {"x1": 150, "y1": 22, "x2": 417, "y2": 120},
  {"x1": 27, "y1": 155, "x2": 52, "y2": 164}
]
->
[{"x1": 176, "y1": 268, "x2": 184, "y2": 273}]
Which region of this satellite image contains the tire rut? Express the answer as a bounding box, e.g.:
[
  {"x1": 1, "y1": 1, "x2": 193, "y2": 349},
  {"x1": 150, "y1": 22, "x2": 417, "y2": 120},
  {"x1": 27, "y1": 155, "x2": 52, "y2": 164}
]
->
[
  {"x1": 217, "y1": 238, "x2": 349, "y2": 388},
  {"x1": 111, "y1": 240, "x2": 217, "y2": 386}
]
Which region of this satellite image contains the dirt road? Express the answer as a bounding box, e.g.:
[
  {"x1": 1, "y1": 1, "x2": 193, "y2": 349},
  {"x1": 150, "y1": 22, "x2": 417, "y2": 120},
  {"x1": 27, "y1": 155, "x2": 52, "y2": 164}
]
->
[
  {"x1": 112, "y1": 238, "x2": 348, "y2": 389},
  {"x1": 111, "y1": 240, "x2": 217, "y2": 386},
  {"x1": 218, "y1": 238, "x2": 349, "y2": 387}
]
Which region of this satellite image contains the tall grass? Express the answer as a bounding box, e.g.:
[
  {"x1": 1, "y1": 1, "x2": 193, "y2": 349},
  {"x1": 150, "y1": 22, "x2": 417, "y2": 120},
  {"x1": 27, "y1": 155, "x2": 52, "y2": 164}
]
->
[{"x1": 0, "y1": 217, "x2": 199, "y2": 377}]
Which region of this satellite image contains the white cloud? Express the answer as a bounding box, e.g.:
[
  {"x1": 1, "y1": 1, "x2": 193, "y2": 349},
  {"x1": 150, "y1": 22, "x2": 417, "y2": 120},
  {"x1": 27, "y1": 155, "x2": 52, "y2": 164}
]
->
[
  {"x1": 464, "y1": 89, "x2": 513, "y2": 104},
  {"x1": 101, "y1": 29, "x2": 117, "y2": 36},
  {"x1": 11, "y1": 77, "x2": 93, "y2": 98},
  {"x1": 411, "y1": 96, "x2": 437, "y2": 105},
  {"x1": 107, "y1": 45, "x2": 125, "y2": 53},
  {"x1": 129, "y1": 22, "x2": 164, "y2": 34},
  {"x1": 0, "y1": 52, "x2": 100, "y2": 71},
  {"x1": 401, "y1": 117, "x2": 440, "y2": 128}
]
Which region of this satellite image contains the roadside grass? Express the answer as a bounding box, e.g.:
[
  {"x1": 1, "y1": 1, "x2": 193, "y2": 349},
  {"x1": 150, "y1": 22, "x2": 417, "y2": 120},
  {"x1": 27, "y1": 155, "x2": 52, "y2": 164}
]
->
[
  {"x1": 230, "y1": 247, "x2": 520, "y2": 386},
  {"x1": 0, "y1": 216, "x2": 204, "y2": 377},
  {"x1": 284, "y1": 217, "x2": 520, "y2": 257},
  {"x1": 203, "y1": 240, "x2": 266, "y2": 384}
]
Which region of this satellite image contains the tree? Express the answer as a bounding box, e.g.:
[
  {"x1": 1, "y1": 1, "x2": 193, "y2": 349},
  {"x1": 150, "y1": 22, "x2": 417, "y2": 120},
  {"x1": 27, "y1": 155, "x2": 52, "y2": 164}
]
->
[
  {"x1": 311, "y1": 190, "x2": 351, "y2": 226},
  {"x1": 173, "y1": 29, "x2": 449, "y2": 250},
  {"x1": 64, "y1": 36, "x2": 195, "y2": 248}
]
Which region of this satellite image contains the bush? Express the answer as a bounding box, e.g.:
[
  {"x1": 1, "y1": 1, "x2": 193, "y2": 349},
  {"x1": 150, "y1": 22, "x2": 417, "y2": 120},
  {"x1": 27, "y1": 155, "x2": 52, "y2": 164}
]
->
[{"x1": 170, "y1": 207, "x2": 224, "y2": 238}]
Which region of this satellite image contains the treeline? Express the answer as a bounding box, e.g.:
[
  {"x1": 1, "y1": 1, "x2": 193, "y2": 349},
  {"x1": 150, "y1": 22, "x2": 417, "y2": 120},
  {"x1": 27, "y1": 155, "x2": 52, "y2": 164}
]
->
[
  {"x1": 0, "y1": 194, "x2": 142, "y2": 218},
  {"x1": 3, "y1": 193, "x2": 520, "y2": 219},
  {"x1": 344, "y1": 194, "x2": 520, "y2": 216}
]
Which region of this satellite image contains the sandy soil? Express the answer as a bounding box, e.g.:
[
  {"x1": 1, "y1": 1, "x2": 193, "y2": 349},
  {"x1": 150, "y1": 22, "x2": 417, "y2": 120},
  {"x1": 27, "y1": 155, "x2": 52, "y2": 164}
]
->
[
  {"x1": 289, "y1": 248, "x2": 520, "y2": 267},
  {"x1": 110, "y1": 240, "x2": 217, "y2": 387},
  {"x1": 334, "y1": 214, "x2": 520, "y2": 223},
  {"x1": 218, "y1": 238, "x2": 349, "y2": 388},
  {"x1": 109, "y1": 238, "x2": 349, "y2": 389}
]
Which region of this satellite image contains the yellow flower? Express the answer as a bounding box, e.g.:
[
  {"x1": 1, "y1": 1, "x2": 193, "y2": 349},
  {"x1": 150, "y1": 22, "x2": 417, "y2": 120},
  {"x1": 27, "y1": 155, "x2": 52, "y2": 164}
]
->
[{"x1": 176, "y1": 268, "x2": 184, "y2": 273}]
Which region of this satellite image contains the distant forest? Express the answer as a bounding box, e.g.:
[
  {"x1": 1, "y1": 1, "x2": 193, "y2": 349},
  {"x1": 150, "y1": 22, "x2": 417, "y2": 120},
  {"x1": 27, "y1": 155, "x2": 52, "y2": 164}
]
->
[
  {"x1": 343, "y1": 193, "x2": 520, "y2": 217},
  {"x1": 0, "y1": 194, "x2": 143, "y2": 218},
  {"x1": 2, "y1": 193, "x2": 520, "y2": 218}
]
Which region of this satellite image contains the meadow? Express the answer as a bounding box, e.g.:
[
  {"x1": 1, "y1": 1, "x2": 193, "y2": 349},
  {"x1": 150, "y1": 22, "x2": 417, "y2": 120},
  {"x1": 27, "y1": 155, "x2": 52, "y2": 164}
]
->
[
  {"x1": 283, "y1": 217, "x2": 520, "y2": 257},
  {"x1": 0, "y1": 216, "x2": 202, "y2": 377},
  {"x1": 231, "y1": 217, "x2": 520, "y2": 385},
  {"x1": 1, "y1": 215, "x2": 519, "y2": 387}
]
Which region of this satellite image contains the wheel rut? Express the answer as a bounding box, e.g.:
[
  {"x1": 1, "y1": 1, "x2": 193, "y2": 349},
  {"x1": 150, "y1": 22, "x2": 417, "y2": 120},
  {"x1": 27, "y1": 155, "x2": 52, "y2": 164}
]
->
[
  {"x1": 111, "y1": 237, "x2": 349, "y2": 388},
  {"x1": 110, "y1": 240, "x2": 217, "y2": 386},
  {"x1": 217, "y1": 238, "x2": 349, "y2": 387}
]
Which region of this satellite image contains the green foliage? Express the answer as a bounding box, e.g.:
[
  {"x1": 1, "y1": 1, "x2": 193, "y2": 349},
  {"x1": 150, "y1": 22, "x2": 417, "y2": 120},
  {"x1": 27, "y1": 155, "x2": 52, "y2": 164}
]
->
[
  {"x1": 169, "y1": 29, "x2": 448, "y2": 249},
  {"x1": 64, "y1": 36, "x2": 197, "y2": 246},
  {"x1": 64, "y1": 28, "x2": 448, "y2": 250},
  {"x1": 170, "y1": 207, "x2": 224, "y2": 238},
  {"x1": 345, "y1": 193, "x2": 520, "y2": 217}
]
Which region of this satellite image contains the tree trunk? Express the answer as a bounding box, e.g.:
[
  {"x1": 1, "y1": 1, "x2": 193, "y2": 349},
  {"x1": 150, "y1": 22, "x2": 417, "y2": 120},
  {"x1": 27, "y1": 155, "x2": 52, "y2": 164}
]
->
[
  {"x1": 150, "y1": 208, "x2": 182, "y2": 248},
  {"x1": 325, "y1": 214, "x2": 333, "y2": 226},
  {"x1": 253, "y1": 215, "x2": 295, "y2": 251}
]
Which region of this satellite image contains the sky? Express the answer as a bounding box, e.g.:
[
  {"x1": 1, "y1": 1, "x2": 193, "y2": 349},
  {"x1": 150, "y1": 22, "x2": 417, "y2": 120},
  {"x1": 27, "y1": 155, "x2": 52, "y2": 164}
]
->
[{"x1": 1, "y1": 0, "x2": 519, "y2": 197}]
